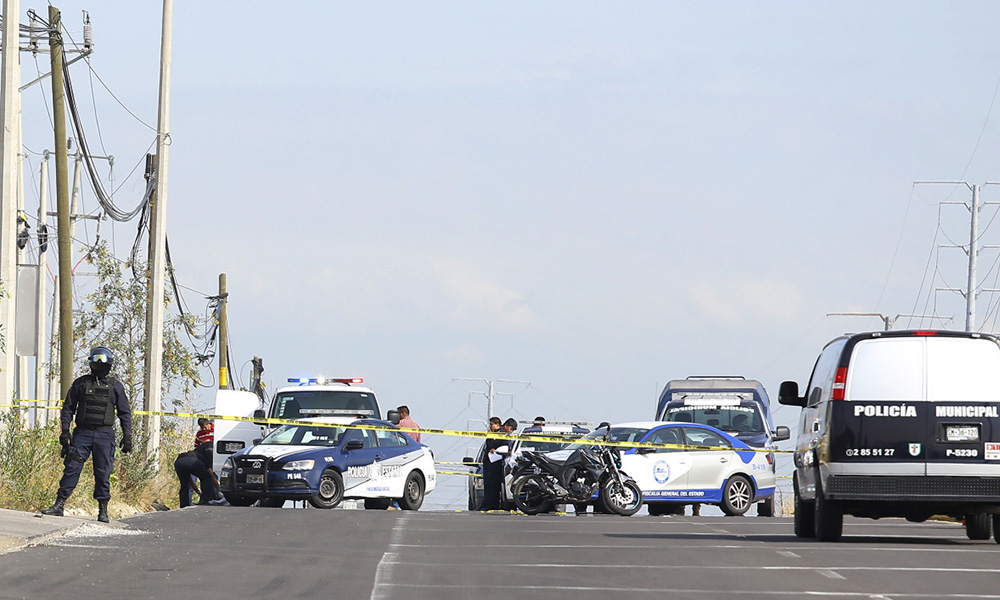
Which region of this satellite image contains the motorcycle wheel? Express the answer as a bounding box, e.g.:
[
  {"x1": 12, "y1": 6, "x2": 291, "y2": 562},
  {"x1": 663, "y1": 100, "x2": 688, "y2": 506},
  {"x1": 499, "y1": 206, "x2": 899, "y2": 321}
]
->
[
  {"x1": 600, "y1": 478, "x2": 643, "y2": 516},
  {"x1": 511, "y1": 475, "x2": 555, "y2": 515}
]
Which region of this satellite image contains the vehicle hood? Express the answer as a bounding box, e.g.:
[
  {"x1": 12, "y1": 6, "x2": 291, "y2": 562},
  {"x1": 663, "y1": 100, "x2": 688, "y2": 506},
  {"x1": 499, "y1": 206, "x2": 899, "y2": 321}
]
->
[{"x1": 244, "y1": 444, "x2": 325, "y2": 461}]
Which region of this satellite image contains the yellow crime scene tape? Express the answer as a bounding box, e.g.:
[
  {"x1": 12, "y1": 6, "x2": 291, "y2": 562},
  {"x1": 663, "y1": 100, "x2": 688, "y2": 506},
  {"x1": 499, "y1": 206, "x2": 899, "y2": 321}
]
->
[{"x1": 4, "y1": 401, "x2": 793, "y2": 456}]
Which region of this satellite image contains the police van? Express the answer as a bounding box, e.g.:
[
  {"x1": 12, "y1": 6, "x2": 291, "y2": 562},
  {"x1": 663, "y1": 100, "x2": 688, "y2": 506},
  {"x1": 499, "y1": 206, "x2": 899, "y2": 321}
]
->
[
  {"x1": 656, "y1": 377, "x2": 789, "y2": 516},
  {"x1": 778, "y1": 330, "x2": 1000, "y2": 542},
  {"x1": 212, "y1": 378, "x2": 398, "y2": 473}
]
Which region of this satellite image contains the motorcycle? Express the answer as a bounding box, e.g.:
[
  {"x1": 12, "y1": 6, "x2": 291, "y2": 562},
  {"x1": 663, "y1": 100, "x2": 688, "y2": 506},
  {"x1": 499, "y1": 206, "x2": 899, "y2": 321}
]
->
[{"x1": 509, "y1": 423, "x2": 642, "y2": 516}]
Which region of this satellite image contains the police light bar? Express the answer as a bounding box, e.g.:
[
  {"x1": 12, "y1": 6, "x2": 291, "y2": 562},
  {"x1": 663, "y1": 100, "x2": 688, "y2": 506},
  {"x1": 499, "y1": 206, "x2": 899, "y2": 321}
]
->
[
  {"x1": 682, "y1": 395, "x2": 743, "y2": 406},
  {"x1": 286, "y1": 377, "x2": 364, "y2": 385}
]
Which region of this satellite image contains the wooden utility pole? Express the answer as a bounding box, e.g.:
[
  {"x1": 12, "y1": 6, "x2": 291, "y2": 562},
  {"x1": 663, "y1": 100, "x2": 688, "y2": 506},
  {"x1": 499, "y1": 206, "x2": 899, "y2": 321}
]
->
[
  {"x1": 0, "y1": 0, "x2": 21, "y2": 408},
  {"x1": 218, "y1": 273, "x2": 228, "y2": 389},
  {"x1": 49, "y1": 6, "x2": 73, "y2": 400},
  {"x1": 143, "y1": 0, "x2": 173, "y2": 457}
]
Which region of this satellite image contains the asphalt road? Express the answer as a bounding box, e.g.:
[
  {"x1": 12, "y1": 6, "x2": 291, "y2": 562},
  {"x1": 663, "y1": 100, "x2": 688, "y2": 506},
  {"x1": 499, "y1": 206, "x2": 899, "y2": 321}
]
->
[{"x1": 2, "y1": 508, "x2": 1000, "y2": 600}]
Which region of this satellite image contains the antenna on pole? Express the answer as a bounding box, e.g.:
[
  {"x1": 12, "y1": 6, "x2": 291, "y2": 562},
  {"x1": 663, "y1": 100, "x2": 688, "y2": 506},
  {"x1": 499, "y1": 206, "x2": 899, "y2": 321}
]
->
[{"x1": 826, "y1": 312, "x2": 951, "y2": 331}]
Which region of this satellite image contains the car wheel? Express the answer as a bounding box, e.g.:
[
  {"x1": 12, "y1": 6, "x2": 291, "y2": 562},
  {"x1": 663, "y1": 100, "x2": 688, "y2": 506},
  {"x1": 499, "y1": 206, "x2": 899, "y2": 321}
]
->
[
  {"x1": 600, "y1": 478, "x2": 643, "y2": 516},
  {"x1": 223, "y1": 494, "x2": 256, "y2": 507},
  {"x1": 720, "y1": 475, "x2": 753, "y2": 516},
  {"x1": 757, "y1": 497, "x2": 774, "y2": 517},
  {"x1": 258, "y1": 497, "x2": 285, "y2": 508},
  {"x1": 398, "y1": 472, "x2": 425, "y2": 510},
  {"x1": 309, "y1": 469, "x2": 344, "y2": 509},
  {"x1": 793, "y1": 481, "x2": 815, "y2": 538},
  {"x1": 512, "y1": 475, "x2": 554, "y2": 515},
  {"x1": 813, "y1": 480, "x2": 843, "y2": 542},
  {"x1": 966, "y1": 513, "x2": 992, "y2": 540},
  {"x1": 647, "y1": 503, "x2": 682, "y2": 516}
]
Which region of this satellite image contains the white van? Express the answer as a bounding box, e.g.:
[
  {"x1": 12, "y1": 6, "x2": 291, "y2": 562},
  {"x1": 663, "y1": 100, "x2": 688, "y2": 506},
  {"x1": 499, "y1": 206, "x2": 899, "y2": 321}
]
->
[{"x1": 779, "y1": 330, "x2": 1000, "y2": 542}]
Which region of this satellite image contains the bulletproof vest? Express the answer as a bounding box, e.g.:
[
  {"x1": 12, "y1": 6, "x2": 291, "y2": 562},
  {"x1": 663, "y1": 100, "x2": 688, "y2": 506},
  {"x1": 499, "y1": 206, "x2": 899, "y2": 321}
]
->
[{"x1": 75, "y1": 377, "x2": 117, "y2": 427}]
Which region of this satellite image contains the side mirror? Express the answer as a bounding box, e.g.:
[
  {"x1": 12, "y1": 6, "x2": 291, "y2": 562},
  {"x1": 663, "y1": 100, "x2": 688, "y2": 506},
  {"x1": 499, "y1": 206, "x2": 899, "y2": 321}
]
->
[
  {"x1": 386, "y1": 410, "x2": 401, "y2": 425},
  {"x1": 462, "y1": 456, "x2": 475, "y2": 465},
  {"x1": 778, "y1": 381, "x2": 805, "y2": 407},
  {"x1": 597, "y1": 422, "x2": 610, "y2": 430},
  {"x1": 252, "y1": 409, "x2": 267, "y2": 426},
  {"x1": 772, "y1": 425, "x2": 791, "y2": 442},
  {"x1": 252, "y1": 438, "x2": 262, "y2": 445},
  {"x1": 345, "y1": 440, "x2": 364, "y2": 451}
]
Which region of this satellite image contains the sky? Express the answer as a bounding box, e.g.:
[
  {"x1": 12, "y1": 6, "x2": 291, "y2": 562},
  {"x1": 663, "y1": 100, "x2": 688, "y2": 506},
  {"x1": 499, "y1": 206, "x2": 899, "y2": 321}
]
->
[{"x1": 12, "y1": 2, "x2": 1000, "y2": 507}]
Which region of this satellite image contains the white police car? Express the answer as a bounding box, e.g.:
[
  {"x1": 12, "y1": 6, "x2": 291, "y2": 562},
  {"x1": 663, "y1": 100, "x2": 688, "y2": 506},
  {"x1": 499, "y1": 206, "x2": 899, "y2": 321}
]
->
[
  {"x1": 607, "y1": 421, "x2": 776, "y2": 516},
  {"x1": 220, "y1": 417, "x2": 436, "y2": 509}
]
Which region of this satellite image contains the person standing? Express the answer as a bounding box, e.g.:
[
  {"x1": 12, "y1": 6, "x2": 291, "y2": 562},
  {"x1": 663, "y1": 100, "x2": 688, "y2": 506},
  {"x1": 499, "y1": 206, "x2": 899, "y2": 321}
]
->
[
  {"x1": 396, "y1": 405, "x2": 421, "y2": 442},
  {"x1": 174, "y1": 441, "x2": 221, "y2": 507},
  {"x1": 40, "y1": 346, "x2": 132, "y2": 523},
  {"x1": 479, "y1": 417, "x2": 504, "y2": 511}
]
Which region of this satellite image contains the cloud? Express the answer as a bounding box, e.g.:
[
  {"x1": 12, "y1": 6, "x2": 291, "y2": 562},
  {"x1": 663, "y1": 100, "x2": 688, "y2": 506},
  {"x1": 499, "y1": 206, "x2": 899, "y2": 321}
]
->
[
  {"x1": 688, "y1": 278, "x2": 800, "y2": 324},
  {"x1": 434, "y1": 259, "x2": 540, "y2": 332}
]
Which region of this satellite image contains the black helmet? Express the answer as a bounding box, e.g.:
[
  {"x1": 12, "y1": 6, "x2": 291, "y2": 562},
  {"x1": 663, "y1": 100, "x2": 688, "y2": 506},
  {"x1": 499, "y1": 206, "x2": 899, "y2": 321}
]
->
[{"x1": 88, "y1": 346, "x2": 114, "y2": 368}]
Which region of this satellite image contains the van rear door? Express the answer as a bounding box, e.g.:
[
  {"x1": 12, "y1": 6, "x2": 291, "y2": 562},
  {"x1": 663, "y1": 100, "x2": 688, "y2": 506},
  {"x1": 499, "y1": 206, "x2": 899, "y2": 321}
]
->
[
  {"x1": 922, "y1": 336, "x2": 1000, "y2": 476},
  {"x1": 839, "y1": 334, "x2": 1000, "y2": 477}
]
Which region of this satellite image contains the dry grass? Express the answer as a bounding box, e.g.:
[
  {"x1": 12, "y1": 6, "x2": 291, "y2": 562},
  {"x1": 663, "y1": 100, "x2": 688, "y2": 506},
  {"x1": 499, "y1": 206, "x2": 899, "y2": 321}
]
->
[{"x1": 0, "y1": 408, "x2": 196, "y2": 518}]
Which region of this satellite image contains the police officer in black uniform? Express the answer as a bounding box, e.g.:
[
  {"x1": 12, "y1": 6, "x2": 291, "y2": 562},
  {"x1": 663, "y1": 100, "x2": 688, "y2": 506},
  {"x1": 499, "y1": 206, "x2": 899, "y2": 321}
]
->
[{"x1": 41, "y1": 346, "x2": 132, "y2": 523}]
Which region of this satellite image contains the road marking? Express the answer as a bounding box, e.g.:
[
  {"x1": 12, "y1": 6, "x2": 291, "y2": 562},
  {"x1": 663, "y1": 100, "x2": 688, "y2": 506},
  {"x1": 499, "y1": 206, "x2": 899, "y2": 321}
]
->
[
  {"x1": 371, "y1": 513, "x2": 410, "y2": 600},
  {"x1": 778, "y1": 550, "x2": 800, "y2": 558},
  {"x1": 388, "y1": 561, "x2": 1000, "y2": 574},
  {"x1": 377, "y1": 583, "x2": 1000, "y2": 598},
  {"x1": 817, "y1": 569, "x2": 846, "y2": 579}
]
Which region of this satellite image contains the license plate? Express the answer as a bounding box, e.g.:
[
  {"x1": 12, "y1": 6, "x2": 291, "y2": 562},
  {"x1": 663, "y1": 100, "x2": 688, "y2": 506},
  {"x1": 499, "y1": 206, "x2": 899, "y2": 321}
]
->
[
  {"x1": 247, "y1": 474, "x2": 264, "y2": 484},
  {"x1": 946, "y1": 425, "x2": 979, "y2": 442},
  {"x1": 222, "y1": 441, "x2": 244, "y2": 453}
]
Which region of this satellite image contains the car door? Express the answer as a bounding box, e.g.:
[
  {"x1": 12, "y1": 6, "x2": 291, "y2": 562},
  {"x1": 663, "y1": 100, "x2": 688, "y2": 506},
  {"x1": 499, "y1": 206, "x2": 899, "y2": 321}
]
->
[
  {"x1": 682, "y1": 426, "x2": 735, "y2": 502},
  {"x1": 623, "y1": 426, "x2": 692, "y2": 500},
  {"x1": 372, "y1": 428, "x2": 412, "y2": 496},
  {"x1": 340, "y1": 428, "x2": 380, "y2": 495}
]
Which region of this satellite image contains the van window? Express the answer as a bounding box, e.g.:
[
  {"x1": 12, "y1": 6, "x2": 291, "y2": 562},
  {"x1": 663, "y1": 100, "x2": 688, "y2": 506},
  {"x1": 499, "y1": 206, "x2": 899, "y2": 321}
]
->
[
  {"x1": 807, "y1": 339, "x2": 847, "y2": 407},
  {"x1": 848, "y1": 338, "x2": 923, "y2": 401},
  {"x1": 926, "y1": 338, "x2": 1000, "y2": 402}
]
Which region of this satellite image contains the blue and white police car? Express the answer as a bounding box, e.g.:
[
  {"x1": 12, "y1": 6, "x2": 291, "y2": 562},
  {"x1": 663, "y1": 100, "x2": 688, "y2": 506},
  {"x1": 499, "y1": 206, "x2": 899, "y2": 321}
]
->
[
  {"x1": 605, "y1": 421, "x2": 776, "y2": 516},
  {"x1": 220, "y1": 416, "x2": 436, "y2": 510}
]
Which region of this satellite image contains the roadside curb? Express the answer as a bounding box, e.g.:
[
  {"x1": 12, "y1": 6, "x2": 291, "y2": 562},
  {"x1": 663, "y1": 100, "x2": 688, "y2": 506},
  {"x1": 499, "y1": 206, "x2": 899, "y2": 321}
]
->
[{"x1": 0, "y1": 509, "x2": 108, "y2": 555}]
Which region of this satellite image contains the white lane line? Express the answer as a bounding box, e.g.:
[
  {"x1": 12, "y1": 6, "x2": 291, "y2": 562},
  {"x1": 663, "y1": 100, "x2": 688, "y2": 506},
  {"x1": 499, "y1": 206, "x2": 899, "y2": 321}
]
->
[
  {"x1": 778, "y1": 550, "x2": 800, "y2": 558},
  {"x1": 370, "y1": 513, "x2": 409, "y2": 600},
  {"x1": 817, "y1": 569, "x2": 846, "y2": 580},
  {"x1": 387, "y1": 542, "x2": 1000, "y2": 555},
  {"x1": 369, "y1": 552, "x2": 399, "y2": 600},
  {"x1": 375, "y1": 583, "x2": 1000, "y2": 598},
  {"x1": 386, "y1": 562, "x2": 1000, "y2": 574}
]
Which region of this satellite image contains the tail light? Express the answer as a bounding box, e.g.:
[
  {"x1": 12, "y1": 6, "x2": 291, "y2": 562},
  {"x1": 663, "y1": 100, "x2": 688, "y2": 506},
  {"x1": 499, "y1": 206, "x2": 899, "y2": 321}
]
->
[{"x1": 832, "y1": 367, "x2": 848, "y2": 400}]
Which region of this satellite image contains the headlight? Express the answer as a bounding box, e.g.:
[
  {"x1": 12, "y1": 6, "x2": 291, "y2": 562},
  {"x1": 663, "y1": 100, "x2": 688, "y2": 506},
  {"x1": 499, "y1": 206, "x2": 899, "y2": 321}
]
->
[
  {"x1": 282, "y1": 459, "x2": 315, "y2": 471},
  {"x1": 223, "y1": 458, "x2": 233, "y2": 470}
]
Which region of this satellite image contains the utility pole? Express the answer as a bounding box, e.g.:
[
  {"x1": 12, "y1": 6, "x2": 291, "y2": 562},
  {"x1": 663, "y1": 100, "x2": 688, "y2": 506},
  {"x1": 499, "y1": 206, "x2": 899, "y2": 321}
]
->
[
  {"x1": 143, "y1": 0, "x2": 173, "y2": 458},
  {"x1": 217, "y1": 273, "x2": 228, "y2": 389},
  {"x1": 915, "y1": 181, "x2": 1000, "y2": 332},
  {"x1": 453, "y1": 377, "x2": 530, "y2": 420},
  {"x1": 49, "y1": 6, "x2": 73, "y2": 400},
  {"x1": 0, "y1": 0, "x2": 22, "y2": 408},
  {"x1": 33, "y1": 156, "x2": 48, "y2": 424}
]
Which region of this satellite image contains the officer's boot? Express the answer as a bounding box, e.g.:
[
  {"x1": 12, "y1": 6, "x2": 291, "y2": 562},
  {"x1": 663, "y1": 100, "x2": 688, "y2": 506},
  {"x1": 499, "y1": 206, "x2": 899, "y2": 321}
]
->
[
  {"x1": 97, "y1": 500, "x2": 109, "y2": 523},
  {"x1": 41, "y1": 494, "x2": 68, "y2": 517}
]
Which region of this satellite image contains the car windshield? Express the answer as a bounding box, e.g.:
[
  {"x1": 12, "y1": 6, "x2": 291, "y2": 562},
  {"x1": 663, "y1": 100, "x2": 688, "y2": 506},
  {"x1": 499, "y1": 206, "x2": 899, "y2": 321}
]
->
[
  {"x1": 260, "y1": 424, "x2": 346, "y2": 447},
  {"x1": 663, "y1": 404, "x2": 764, "y2": 434},
  {"x1": 563, "y1": 427, "x2": 649, "y2": 450},
  {"x1": 272, "y1": 390, "x2": 378, "y2": 419}
]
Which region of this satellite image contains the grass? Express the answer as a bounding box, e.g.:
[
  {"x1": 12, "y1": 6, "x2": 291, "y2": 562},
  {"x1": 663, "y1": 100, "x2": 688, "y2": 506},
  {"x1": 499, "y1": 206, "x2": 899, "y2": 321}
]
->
[{"x1": 0, "y1": 408, "x2": 197, "y2": 518}]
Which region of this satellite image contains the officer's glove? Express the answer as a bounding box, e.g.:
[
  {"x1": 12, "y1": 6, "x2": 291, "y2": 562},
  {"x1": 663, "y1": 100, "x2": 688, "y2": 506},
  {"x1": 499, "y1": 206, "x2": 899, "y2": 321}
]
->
[
  {"x1": 59, "y1": 430, "x2": 72, "y2": 448},
  {"x1": 120, "y1": 436, "x2": 133, "y2": 454}
]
